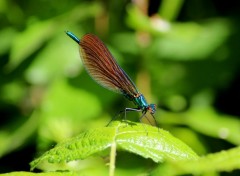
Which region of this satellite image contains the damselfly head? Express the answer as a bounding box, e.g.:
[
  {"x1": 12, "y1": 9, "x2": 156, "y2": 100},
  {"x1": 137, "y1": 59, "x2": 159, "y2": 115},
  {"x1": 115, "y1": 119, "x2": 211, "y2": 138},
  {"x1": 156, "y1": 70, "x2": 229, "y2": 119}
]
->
[{"x1": 148, "y1": 104, "x2": 156, "y2": 114}]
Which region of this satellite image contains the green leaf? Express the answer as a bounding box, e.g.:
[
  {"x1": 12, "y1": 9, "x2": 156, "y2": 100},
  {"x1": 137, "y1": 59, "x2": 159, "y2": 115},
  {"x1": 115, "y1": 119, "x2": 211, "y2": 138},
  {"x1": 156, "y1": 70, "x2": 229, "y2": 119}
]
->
[
  {"x1": 0, "y1": 171, "x2": 80, "y2": 176},
  {"x1": 8, "y1": 19, "x2": 56, "y2": 71},
  {"x1": 0, "y1": 28, "x2": 17, "y2": 56},
  {"x1": 159, "y1": 106, "x2": 240, "y2": 145},
  {"x1": 126, "y1": 6, "x2": 231, "y2": 61},
  {"x1": 149, "y1": 18, "x2": 231, "y2": 60},
  {"x1": 37, "y1": 79, "x2": 102, "y2": 146},
  {"x1": 30, "y1": 121, "x2": 198, "y2": 171},
  {"x1": 24, "y1": 33, "x2": 81, "y2": 84},
  {"x1": 153, "y1": 146, "x2": 240, "y2": 175},
  {"x1": 0, "y1": 170, "x2": 109, "y2": 176},
  {"x1": 184, "y1": 106, "x2": 240, "y2": 145},
  {"x1": 6, "y1": 3, "x2": 103, "y2": 72}
]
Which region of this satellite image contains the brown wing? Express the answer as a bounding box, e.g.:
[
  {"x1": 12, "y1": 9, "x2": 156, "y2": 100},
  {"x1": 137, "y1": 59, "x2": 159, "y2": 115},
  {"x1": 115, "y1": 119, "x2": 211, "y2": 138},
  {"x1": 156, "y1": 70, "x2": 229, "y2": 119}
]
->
[{"x1": 79, "y1": 34, "x2": 138, "y2": 96}]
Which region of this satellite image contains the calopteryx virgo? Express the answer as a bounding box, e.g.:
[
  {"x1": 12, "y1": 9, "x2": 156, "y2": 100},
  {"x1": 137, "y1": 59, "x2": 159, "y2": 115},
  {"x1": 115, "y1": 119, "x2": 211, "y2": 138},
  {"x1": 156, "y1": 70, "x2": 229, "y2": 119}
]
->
[{"x1": 66, "y1": 31, "x2": 156, "y2": 125}]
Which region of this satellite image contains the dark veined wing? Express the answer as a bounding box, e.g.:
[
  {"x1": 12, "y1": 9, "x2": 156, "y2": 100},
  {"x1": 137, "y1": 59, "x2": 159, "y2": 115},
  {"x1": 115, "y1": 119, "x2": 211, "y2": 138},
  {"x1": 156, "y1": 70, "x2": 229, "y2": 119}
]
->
[{"x1": 79, "y1": 34, "x2": 138, "y2": 97}]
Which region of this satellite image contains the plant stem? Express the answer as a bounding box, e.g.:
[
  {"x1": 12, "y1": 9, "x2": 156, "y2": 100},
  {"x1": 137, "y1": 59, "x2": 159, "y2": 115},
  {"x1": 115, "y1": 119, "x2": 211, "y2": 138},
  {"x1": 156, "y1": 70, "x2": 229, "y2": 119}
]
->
[{"x1": 109, "y1": 141, "x2": 117, "y2": 176}]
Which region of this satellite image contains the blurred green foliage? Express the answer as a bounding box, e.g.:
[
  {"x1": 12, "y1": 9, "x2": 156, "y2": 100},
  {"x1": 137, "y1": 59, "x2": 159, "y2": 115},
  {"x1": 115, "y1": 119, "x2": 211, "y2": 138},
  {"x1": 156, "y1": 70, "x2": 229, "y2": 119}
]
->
[{"x1": 0, "y1": 0, "x2": 240, "y2": 175}]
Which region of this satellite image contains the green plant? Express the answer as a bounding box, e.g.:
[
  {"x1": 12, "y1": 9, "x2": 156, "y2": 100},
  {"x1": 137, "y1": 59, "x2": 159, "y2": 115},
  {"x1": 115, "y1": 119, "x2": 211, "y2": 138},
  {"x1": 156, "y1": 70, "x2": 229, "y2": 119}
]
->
[{"x1": 1, "y1": 0, "x2": 240, "y2": 175}]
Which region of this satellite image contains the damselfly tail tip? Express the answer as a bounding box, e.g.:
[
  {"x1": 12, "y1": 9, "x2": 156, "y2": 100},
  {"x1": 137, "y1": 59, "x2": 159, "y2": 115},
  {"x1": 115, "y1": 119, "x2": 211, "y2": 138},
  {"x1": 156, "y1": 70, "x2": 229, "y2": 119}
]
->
[{"x1": 65, "y1": 31, "x2": 80, "y2": 44}]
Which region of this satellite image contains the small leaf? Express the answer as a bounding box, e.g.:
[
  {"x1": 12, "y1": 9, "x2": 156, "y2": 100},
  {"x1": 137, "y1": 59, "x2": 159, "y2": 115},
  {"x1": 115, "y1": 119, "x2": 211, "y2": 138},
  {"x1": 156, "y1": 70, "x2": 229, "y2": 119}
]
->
[
  {"x1": 0, "y1": 171, "x2": 80, "y2": 176},
  {"x1": 6, "y1": 2, "x2": 103, "y2": 72},
  {"x1": 30, "y1": 121, "x2": 198, "y2": 171},
  {"x1": 149, "y1": 19, "x2": 231, "y2": 61},
  {"x1": 115, "y1": 121, "x2": 198, "y2": 162},
  {"x1": 186, "y1": 107, "x2": 240, "y2": 145},
  {"x1": 154, "y1": 146, "x2": 240, "y2": 175},
  {"x1": 8, "y1": 20, "x2": 55, "y2": 71},
  {"x1": 36, "y1": 79, "x2": 102, "y2": 147}
]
